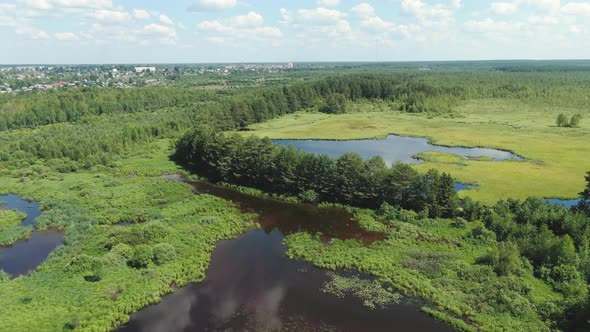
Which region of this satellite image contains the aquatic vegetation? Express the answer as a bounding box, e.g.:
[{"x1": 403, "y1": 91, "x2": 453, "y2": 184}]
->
[
  {"x1": 283, "y1": 208, "x2": 572, "y2": 331},
  {"x1": 321, "y1": 272, "x2": 401, "y2": 309},
  {"x1": 0, "y1": 209, "x2": 31, "y2": 245}
]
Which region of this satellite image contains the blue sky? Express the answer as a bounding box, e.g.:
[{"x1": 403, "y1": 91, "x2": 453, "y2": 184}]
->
[{"x1": 0, "y1": 0, "x2": 589, "y2": 64}]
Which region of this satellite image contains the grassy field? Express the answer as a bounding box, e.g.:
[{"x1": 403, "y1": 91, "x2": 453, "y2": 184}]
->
[{"x1": 245, "y1": 99, "x2": 590, "y2": 203}]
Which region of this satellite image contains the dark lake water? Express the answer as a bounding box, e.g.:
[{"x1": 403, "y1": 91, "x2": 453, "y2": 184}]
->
[
  {"x1": 120, "y1": 180, "x2": 454, "y2": 332},
  {"x1": 0, "y1": 194, "x2": 64, "y2": 277},
  {"x1": 273, "y1": 134, "x2": 523, "y2": 165}
]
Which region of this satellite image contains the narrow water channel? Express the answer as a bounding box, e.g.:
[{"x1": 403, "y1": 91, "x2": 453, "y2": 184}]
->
[
  {"x1": 120, "y1": 179, "x2": 455, "y2": 332},
  {"x1": 0, "y1": 194, "x2": 64, "y2": 277}
]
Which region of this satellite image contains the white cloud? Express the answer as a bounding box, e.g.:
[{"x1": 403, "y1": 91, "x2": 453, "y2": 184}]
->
[
  {"x1": 490, "y1": 2, "x2": 518, "y2": 15},
  {"x1": 89, "y1": 9, "x2": 130, "y2": 23},
  {"x1": 530, "y1": 0, "x2": 561, "y2": 12},
  {"x1": 18, "y1": 0, "x2": 112, "y2": 10},
  {"x1": 401, "y1": 0, "x2": 455, "y2": 18},
  {"x1": 133, "y1": 9, "x2": 150, "y2": 20},
  {"x1": 465, "y1": 18, "x2": 521, "y2": 33},
  {"x1": 318, "y1": 0, "x2": 339, "y2": 7},
  {"x1": 198, "y1": 20, "x2": 232, "y2": 32},
  {"x1": 561, "y1": 2, "x2": 590, "y2": 17},
  {"x1": 18, "y1": 0, "x2": 53, "y2": 10},
  {"x1": 160, "y1": 14, "x2": 173, "y2": 25},
  {"x1": 188, "y1": 0, "x2": 236, "y2": 12},
  {"x1": 528, "y1": 15, "x2": 559, "y2": 25},
  {"x1": 143, "y1": 23, "x2": 176, "y2": 37},
  {"x1": 300, "y1": 7, "x2": 346, "y2": 25},
  {"x1": 351, "y1": 3, "x2": 418, "y2": 38},
  {"x1": 0, "y1": 3, "x2": 17, "y2": 12},
  {"x1": 207, "y1": 36, "x2": 225, "y2": 43},
  {"x1": 351, "y1": 3, "x2": 375, "y2": 18},
  {"x1": 54, "y1": 32, "x2": 79, "y2": 40},
  {"x1": 199, "y1": 11, "x2": 281, "y2": 45},
  {"x1": 229, "y1": 11, "x2": 263, "y2": 27},
  {"x1": 16, "y1": 25, "x2": 50, "y2": 39}
]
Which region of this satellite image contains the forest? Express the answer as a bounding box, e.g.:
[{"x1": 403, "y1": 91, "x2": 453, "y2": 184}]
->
[
  {"x1": 174, "y1": 127, "x2": 458, "y2": 218},
  {"x1": 0, "y1": 63, "x2": 589, "y2": 331}
]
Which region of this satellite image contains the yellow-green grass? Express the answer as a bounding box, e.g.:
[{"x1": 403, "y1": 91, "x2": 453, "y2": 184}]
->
[{"x1": 244, "y1": 99, "x2": 590, "y2": 204}]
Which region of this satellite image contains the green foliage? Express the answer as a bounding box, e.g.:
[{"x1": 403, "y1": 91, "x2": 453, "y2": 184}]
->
[
  {"x1": 175, "y1": 128, "x2": 458, "y2": 216},
  {"x1": 556, "y1": 113, "x2": 569, "y2": 127},
  {"x1": 0, "y1": 209, "x2": 31, "y2": 245},
  {"x1": 129, "y1": 244, "x2": 154, "y2": 268},
  {"x1": 477, "y1": 242, "x2": 523, "y2": 276},
  {"x1": 556, "y1": 113, "x2": 583, "y2": 128},
  {"x1": 569, "y1": 113, "x2": 583, "y2": 128},
  {"x1": 110, "y1": 243, "x2": 133, "y2": 260},
  {"x1": 0, "y1": 152, "x2": 252, "y2": 331},
  {"x1": 153, "y1": 243, "x2": 177, "y2": 265},
  {"x1": 283, "y1": 210, "x2": 562, "y2": 331}
]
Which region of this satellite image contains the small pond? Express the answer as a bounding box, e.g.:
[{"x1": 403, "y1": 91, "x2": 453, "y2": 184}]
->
[
  {"x1": 0, "y1": 194, "x2": 64, "y2": 277},
  {"x1": 273, "y1": 134, "x2": 523, "y2": 165},
  {"x1": 119, "y1": 180, "x2": 454, "y2": 332},
  {"x1": 544, "y1": 198, "x2": 581, "y2": 208},
  {"x1": 454, "y1": 182, "x2": 478, "y2": 192}
]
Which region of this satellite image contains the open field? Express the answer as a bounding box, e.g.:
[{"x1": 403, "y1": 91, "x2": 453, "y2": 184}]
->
[{"x1": 245, "y1": 99, "x2": 590, "y2": 203}]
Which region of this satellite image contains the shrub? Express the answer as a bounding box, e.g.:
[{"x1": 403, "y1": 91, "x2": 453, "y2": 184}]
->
[
  {"x1": 467, "y1": 224, "x2": 496, "y2": 244},
  {"x1": 569, "y1": 113, "x2": 583, "y2": 128},
  {"x1": 110, "y1": 243, "x2": 133, "y2": 260},
  {"x1": 153, "y1": 243, "x2": 176, "y2": 265},
  {"x1": 451, "y1": 217, "x2": 468, "y2": 228},
  {"x1": 299, "y1": 190, "x2": 319, "y2": 203},
  {"x1": 556, "y1": 113, "x2": 569, "y2": 127},
  {"x1": 0, "y1": 270, "x2": 10, "y2": 281},
  {"x1": 142, "y1": 221, "x2": 169, "y2": 241},
  {"x1": 129, "y1": 244, "x2": 154, "y2": 268}
]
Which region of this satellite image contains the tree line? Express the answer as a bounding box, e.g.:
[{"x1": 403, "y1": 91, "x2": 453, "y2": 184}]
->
[
  {"x1": 174, "y1": 127, "x2": 458, "y2": 218},
  {"x1": 4, "y1": 70, "x2": 589, "y2": 133}
]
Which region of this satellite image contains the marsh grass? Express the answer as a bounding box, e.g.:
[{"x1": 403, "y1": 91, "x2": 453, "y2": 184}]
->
[{"x1": 245, "y1": 99, "x2": 589, "y2": 203}]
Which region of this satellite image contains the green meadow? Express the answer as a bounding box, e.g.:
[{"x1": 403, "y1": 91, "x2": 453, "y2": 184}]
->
[{"x1": 246, "y1": 99, "x2": 590, "y2": 204}]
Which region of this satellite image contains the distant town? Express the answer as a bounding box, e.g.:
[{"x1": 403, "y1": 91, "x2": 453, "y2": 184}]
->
[{"x1": 0, "y1": 62, "x2": 299, "y2": 94}]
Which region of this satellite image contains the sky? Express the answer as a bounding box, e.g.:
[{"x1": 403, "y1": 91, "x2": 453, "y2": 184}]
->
[{"x1": 0, "y1": 0, "x2": 589, "y2": 64}]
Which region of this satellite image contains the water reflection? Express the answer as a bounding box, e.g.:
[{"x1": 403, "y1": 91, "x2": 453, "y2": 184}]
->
[
  {"x1": 273, "y1": 134, "x2": 523, "y2": 165},
  {"x1": 120, "y1": 180, "x2": 454, "y2": 332},
  {"x1": 0, "y1": 194, "x2": 64, "y2": 276}
]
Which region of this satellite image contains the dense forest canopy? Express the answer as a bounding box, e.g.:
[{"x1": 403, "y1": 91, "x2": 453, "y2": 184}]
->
[
  {"x1": 174, "y1": 127, "x2": 458, "y2": 218},
  {"x1": 2, "y1": 69, "x2": 589, "y2": 132}
]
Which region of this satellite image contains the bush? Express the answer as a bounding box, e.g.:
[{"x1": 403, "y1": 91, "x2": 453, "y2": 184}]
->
[
  {"x1": 153, "y1": 243, "x2": 176, "y2": 265},
  {"x1": 477, "y1": 242, "x2": 522, "y2": 276},
  {"x1": 569, "y1": 113, "x2": 583, "y2": 128},
  {"x1": 142, "y1": 221, "x2": 169, "y2": 241},
  {"x1": 299, "y1": 190, "x2": 319, "y2": 204},
  {"x1": 556, "y1": 113, "x2": 569, "y2": 127},
  {"x1": 129, "y1": 244, "x2": 154, "y2": 268},
  {"x1": 110, "y1": 243, "x2": 133, "y2": 260},
  {"x1": 467, "y1": 224, "x2": 496, "y2": 244},
  {"x1": 377, "y1": 203, "x2": 418, "y2": 223},
  {"x1": 451, "y1": 217, "x2": 468, "y2": 228},
  {"x1": 0, "y1": 270, "x2": 10, "y2": 281}
]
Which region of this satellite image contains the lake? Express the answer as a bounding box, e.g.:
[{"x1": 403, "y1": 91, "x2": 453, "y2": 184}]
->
[{"x1": 273, "y1": 134, "x2": 523, "y2": 165}]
